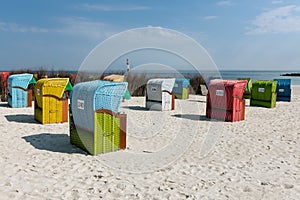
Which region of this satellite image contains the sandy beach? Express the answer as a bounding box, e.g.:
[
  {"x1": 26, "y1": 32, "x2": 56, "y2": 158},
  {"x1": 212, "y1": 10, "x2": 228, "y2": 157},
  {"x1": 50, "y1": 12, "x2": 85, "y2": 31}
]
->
[{"x1": 0, "y1": 86, "x2": 299, "y2": 199}]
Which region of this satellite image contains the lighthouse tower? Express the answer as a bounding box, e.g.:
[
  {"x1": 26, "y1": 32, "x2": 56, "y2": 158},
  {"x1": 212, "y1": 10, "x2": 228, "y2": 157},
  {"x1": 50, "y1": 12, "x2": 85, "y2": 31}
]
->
[
  {"x1": 126, "y1": 58, "x2": 130, "y2": 73},
  {"x1": 123, "y1": 58, "x2": 131, "y2": 100}
]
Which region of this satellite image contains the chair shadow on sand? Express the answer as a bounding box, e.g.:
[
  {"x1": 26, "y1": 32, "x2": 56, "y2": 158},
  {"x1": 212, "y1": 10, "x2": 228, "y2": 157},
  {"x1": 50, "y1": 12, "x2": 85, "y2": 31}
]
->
[
  {"x1": 122, "y1": 106, "x2": 149, "y2": 111},
  {"x1": 172, "y1": 114, "x2": 209, "y2": 121},
  {"x1": 187, "y1": 99, "x2": 206, "y2": 103},
  {"x1": 22, "y1": 133, "x2": 87, "y2": 154},
  {"x1": 0, "y1": 103, "x2": 9, "y2": 108},
  {"x1": 5, "y1": 114, "x2": 39, "y2": 124},
  {"x1": 172, "y1": 114, "x2": 223, "y2": 122}
]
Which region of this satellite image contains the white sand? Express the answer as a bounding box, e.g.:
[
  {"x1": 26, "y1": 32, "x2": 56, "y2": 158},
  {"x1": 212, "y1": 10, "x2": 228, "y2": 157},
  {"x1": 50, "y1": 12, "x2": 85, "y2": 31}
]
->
[{"x1": 0, "y1": 86, "x2": 299, "y2": 199}]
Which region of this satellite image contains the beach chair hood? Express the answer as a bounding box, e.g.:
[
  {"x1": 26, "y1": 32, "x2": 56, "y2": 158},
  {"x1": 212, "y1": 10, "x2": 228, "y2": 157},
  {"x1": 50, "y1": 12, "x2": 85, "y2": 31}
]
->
[
  {"x1": 8, "y1": 73, "x2": 35, "y2": 91},
  {"x1": 35, "y1": 78, "x2": 71, "y2": 107}
]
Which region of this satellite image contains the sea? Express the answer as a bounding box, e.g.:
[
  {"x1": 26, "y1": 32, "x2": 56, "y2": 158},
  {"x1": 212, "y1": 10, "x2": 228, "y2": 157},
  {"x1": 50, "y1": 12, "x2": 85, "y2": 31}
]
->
[
  {"x1": 128, "y1": 70, "x2": 300, "y2": 85},
  {"x1": 2, "y1": 69, "x2": 300, "y2": 85},
  {"x1": 145, "y1": 70, "x2": 300, "y2": 86},
  {"x1": 219, "y1": 70, "x2": 300, "y2": 86}
]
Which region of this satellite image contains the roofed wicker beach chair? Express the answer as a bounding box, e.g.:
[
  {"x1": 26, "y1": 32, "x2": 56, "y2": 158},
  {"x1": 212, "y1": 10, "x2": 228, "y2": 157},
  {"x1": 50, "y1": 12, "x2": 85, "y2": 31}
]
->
[
  {"x1": 237, "y1": 78, "x2": 252, "y2": 99},
  {"x1": 146, "y1": 78, "x2": 176, "y2": 111},
  {"x1": 172, "y1": 78, "x2": 190, "y2": 100},
  {"x1": 250, "y1": 80, "x2": 277, "y2": 108},
  {"x1": 0, "y1": 72, "x2": 10, "y2": 101},
  {"x1": 34, "y1": 78, "x2": 72, "y2": 124},
  {"x1": 70, "y1": 80, "x2": 127, "y2": 155},
  {"x1": 206, "y1": 79, "x2": 247, "y2": 122},
  {"x1": 7, "y1": 73, "x2": 36, "y2": 108},
  {"x1": 274, "y1": 79, "x2": 291, "y2": 102}
]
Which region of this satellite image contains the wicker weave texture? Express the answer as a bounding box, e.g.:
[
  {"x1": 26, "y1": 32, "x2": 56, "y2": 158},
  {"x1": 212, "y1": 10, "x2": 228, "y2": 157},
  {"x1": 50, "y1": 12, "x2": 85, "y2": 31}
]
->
[
  {"x1": 94, "y1": 112, "x2": 120, "y2": 154},
  {"x1": 8, "y1": 89, "x2": 28, "y2": 107}
]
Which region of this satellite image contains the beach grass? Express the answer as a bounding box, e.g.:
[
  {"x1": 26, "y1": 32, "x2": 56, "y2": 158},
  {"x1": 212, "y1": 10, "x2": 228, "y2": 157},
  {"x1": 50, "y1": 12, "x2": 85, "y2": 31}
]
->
[{"x1": 0, "y1": 69, "x2": 207, "y2": 101}]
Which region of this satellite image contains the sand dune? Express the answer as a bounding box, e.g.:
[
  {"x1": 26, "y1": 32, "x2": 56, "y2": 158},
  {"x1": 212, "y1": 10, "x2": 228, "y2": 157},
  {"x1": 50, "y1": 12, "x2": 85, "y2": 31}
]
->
[{"x1": 0, "y1": 87, "x2": 299, "y2": 199}]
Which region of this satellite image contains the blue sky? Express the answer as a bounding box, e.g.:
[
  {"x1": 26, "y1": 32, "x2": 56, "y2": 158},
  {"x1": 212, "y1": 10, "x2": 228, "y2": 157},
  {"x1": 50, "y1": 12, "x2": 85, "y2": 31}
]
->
[{"x1": 1, "y1": 0, "x2": 300, "y2": 71}]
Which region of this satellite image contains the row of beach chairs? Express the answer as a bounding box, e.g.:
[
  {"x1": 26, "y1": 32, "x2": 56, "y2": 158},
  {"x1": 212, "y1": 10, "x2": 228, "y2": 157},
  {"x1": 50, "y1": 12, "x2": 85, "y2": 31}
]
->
[{"x1": 1, "y1": 73, "x2": 292, "y2": 155}]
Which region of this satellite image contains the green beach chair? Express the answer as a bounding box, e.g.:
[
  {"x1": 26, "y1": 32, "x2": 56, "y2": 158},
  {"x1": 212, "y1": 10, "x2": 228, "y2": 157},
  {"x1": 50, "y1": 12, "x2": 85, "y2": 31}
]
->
[
  {"x1": 250, "y1": 80, "x2": 277, "y2": 108},
  {"x1": 237, "y1": 78, "x2": 252, "y2": 99}
]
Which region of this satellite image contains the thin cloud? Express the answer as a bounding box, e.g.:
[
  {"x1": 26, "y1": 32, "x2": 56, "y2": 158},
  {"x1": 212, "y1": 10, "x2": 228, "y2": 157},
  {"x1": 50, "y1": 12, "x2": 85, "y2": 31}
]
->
[
  {"x1": 55, "y1": 17, "x2": 118, "y2": 39},
  {"x1": 204, "y1": 16, "x2": 219, "y2": 20},
  {"x1": 217, "y1": 1, "x2": 233, "y2": 6},
  {"x1": 0, "y1": 21, "x2": 48, "y2": 33},
  {"x1": 0, "y1": 17, "x2": 121, "y2": 40},
  {"x1": 271, "y1": 0, "x2": 284, "y2": 4},
  {"x1": 0, "y1": 17, "x2": 118, "y2": 41},
  {"x1": 81, "y1": 3, "x2": 149, "y2": 11},
  {"x1": 246, "y1": 5, "x2": 300, "y2": 35}
]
